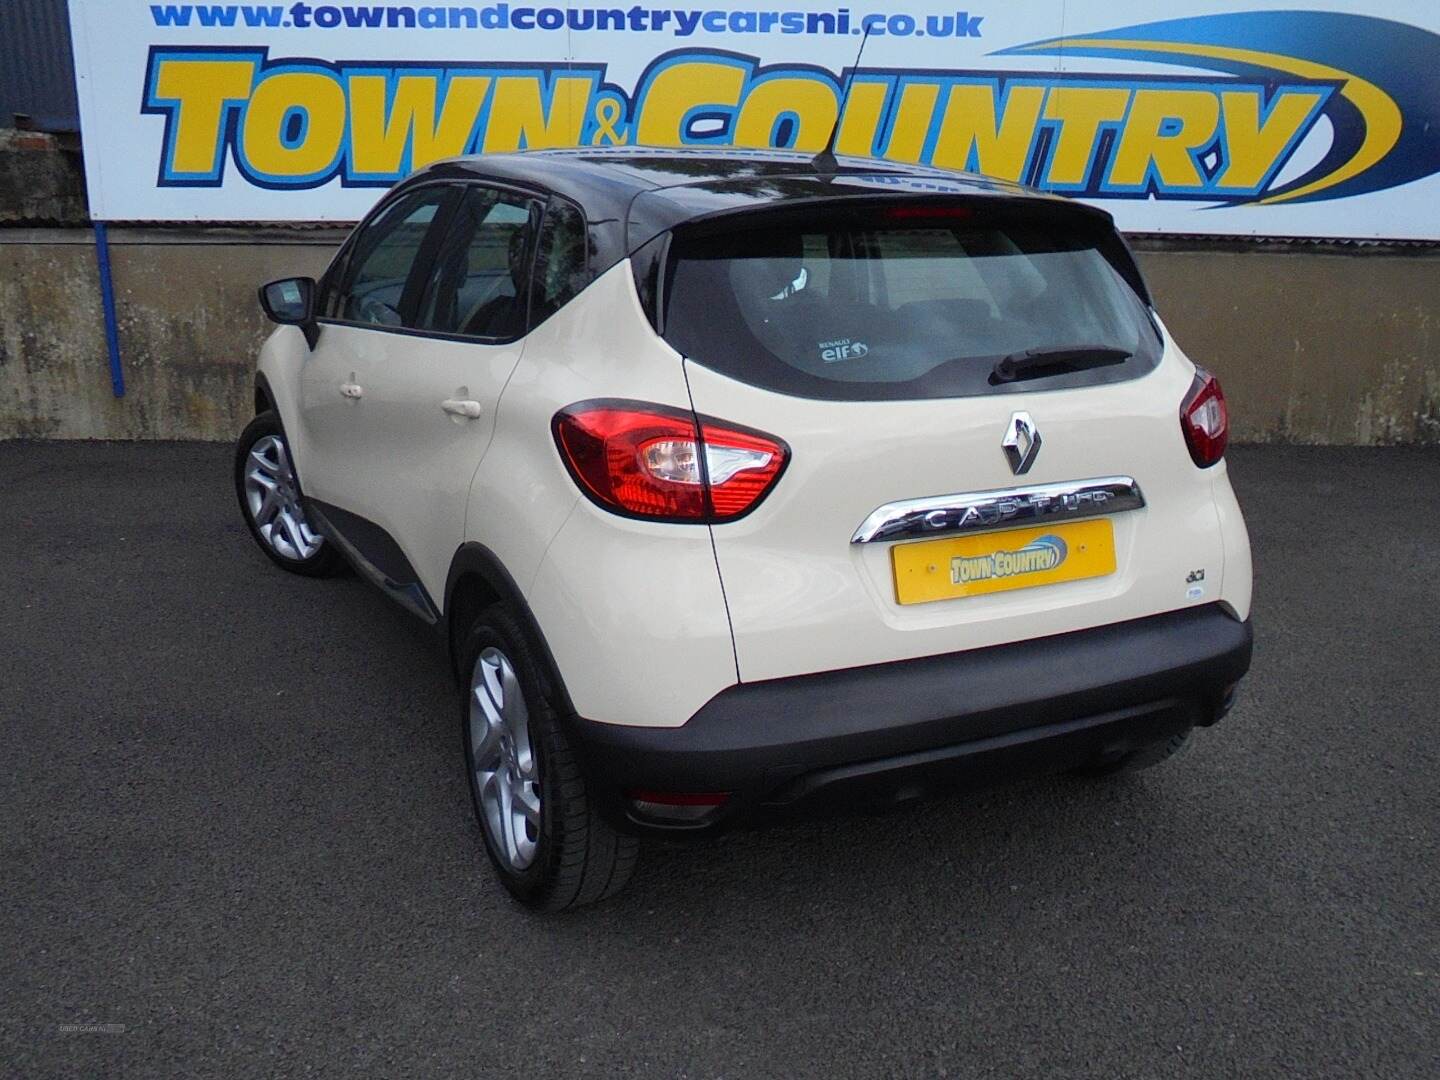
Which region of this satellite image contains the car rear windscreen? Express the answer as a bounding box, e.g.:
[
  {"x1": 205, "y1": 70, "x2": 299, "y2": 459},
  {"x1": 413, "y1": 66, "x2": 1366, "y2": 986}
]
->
[{"x1": 661, "y1": 203, "x2": 1161, "y2": 401}]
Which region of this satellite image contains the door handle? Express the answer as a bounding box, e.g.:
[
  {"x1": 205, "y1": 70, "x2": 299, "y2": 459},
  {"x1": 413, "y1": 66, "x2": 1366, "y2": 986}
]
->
[
  {"x1": 340, "y1": 382, "x2": 364, "y2": 400},
  {"x1": 441, "y1": 399, "x2": 483, "y2": 419}
]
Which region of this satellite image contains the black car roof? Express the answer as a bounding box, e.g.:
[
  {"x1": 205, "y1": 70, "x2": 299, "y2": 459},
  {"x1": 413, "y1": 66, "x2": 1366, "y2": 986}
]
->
[{"x1": 401, "y1": 146, "x2": 1104, "y2": 269}]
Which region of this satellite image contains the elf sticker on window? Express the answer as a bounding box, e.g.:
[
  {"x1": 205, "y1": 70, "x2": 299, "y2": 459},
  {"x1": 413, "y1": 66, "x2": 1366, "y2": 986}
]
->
[{"x1": 819, "y1": 338, "x2": 870, "y2": 362}]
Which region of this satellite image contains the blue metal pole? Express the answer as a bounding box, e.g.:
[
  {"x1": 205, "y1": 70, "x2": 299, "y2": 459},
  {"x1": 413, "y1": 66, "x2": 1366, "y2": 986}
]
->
[{"x1": 93, "y1": 221, "x2": 125, "y2": 398}]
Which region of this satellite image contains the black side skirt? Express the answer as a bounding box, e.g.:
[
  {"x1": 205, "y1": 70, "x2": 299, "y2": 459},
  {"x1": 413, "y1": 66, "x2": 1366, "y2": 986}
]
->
[{"x1": 305, "y1": 499, "x2": 440, "y2": 624}]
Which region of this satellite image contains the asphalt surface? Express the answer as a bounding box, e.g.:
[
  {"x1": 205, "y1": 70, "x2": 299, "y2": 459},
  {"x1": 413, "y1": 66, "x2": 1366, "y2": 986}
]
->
[{"x1": 2, "y1": 441, "x2": 1437, "y2": 1078}]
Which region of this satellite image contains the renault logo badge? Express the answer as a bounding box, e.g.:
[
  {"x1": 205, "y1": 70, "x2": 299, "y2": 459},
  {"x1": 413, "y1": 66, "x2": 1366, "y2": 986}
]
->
[{"x1": 1002, "y1": 412, "x2": 1041, "y2": 475}]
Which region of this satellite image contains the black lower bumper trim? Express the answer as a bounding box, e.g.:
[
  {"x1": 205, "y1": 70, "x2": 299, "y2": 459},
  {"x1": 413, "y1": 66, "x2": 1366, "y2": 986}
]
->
[{"x1": 565, "y1": 604, "x2": 1252, "y2": 834}]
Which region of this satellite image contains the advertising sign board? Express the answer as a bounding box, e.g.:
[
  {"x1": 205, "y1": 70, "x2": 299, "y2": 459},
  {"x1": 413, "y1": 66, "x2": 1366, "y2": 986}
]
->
[{"x1": 68, "y1": 1, "x2": 1440, "y2": 237}]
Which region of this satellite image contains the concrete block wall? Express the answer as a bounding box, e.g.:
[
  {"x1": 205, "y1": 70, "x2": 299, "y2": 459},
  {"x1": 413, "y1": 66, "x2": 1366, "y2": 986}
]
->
[
  {"x1": 1, "y1": 228, "x2": 340, "y2": 439},
  {"x1": 1138, "y1": 244, "x2": 1440, "y2": 446},
  {"x1": 1, "y1": 226, "x2": 1437, "y2": 444}
]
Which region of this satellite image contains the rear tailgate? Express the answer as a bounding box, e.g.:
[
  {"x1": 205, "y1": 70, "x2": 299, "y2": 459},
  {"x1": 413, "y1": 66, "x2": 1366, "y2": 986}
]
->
[
  {"x1": 658, "y1": 194, "x2": 1226, "y2": 682},
  {"x1": 686, "y1": 348, "x2": 1224, "y2": 682}
]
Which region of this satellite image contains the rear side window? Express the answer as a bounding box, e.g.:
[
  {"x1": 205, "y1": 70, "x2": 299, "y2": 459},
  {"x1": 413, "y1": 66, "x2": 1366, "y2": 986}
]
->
[
  {"x1": 531, "y1": 198, "x2": 592, "y2": 326},
  {"x1": 334, "y1": 188, "x2": 448, "y2": 327},
  {"x1": 662, "y1": 205, "x2": 1160, "y2": 400},
  {"x1": 416, "y1": 187, "x2": 539, "y2": 340}
]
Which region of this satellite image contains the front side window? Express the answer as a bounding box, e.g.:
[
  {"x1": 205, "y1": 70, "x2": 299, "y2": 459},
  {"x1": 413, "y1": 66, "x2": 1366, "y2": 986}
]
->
[
  {"x1": 415, "y1": 187, "x2": 538, "y2": 340},
  {"x1": 335, "y1": 188, "x2": 448, "y2": 327},
  {"x1": 662, "y1": 204, "x2": 1160, "y2": 400}
]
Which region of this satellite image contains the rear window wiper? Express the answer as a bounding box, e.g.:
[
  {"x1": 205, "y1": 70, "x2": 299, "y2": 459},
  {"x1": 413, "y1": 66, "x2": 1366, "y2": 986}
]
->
[{"x1": 990, "y1": 345, "x2": 1132, "y2": 385}]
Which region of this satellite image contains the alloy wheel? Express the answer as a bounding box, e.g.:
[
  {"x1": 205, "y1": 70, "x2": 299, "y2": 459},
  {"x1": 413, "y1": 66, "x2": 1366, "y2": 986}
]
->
[
  {"x1": 469, "y1": 647, "x2": 542, "y2": 871},
  {"x1": 243, "y1": 434, "x2": 323, "y2": 560}
]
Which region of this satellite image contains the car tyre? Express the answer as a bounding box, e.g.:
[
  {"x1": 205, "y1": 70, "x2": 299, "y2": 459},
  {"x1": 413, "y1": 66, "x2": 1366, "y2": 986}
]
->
[
  {"x1": 459, "y1": 603, "x2": 639, "y2": 911},
  {"x1": 234, "y1": 411, "x2": 343, "y2": 577}
]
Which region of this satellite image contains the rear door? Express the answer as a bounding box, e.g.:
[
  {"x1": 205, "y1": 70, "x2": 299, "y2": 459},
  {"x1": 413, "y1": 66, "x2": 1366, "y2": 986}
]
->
[
  {"x1": 347, "y1": 183, "x2": 546, "y2": 607},
  {"x1": 665, "y1": 198, "x2": 1226, "y2": 682}
]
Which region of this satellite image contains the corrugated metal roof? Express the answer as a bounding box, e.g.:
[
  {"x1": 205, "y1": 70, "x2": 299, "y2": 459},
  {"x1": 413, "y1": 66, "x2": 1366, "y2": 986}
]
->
[
  {"x1": 1129, "y1": 233, "x2": 1440, "y2": 255},
  {"x1": 0, "y1": 0, "x2": 79, "y2": 133}
]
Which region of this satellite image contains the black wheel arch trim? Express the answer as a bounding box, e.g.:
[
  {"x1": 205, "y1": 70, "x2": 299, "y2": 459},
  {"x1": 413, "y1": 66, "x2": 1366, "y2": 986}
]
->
[
  {"x1": 246, "y1": 383, "x2": 307, "y2": 496},
  {"x1": 254, "y1": 371, "x2": 277, "y2": 417},
  {"x1": 443, "y1": 542, "x2": 577, "y2": 718}
]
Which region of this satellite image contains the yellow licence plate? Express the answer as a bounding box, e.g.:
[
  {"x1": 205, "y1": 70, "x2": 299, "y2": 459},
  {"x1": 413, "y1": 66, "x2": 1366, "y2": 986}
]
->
[{"x1": 892, "y1": 518, "x2": 1116, "y2": 605}]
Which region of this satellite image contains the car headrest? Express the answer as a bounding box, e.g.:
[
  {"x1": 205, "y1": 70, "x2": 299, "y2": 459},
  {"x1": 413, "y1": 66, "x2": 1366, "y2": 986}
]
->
[
  {"x1": 726, "y1": 230, "x2": 805, "y2": 306},
  {"x1": 508, "y1": 226, "x2": 531, "y2": 290}
]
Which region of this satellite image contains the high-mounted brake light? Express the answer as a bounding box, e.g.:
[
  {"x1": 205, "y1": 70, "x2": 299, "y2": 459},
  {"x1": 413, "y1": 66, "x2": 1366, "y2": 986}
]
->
[
  {"x1": 553, "y1": 401, "x2": 789, "y2": 523},
  {"x1": 1180, "y1": 368, "x2": 1229, "y2": 468},
  {"x1": 883, "y1": 204, "x2": 973, "y2": 221}
]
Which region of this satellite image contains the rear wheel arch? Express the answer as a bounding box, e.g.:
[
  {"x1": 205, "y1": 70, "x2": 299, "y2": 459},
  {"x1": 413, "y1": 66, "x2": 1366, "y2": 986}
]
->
[{"x1": 444, "y1": 543, "x2": 575, "y2": 718}]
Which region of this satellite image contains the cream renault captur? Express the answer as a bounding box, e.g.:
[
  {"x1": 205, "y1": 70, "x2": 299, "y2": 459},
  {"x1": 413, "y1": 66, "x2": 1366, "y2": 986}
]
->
[{"x1": 235, "y1": 147, "x2": 1253, "y2": 911}]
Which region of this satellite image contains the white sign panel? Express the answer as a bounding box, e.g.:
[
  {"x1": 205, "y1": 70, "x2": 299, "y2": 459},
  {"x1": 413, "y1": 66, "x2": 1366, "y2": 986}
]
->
[{"x1": 68, "y1": 1, "x2": 1440, "y2": 237}]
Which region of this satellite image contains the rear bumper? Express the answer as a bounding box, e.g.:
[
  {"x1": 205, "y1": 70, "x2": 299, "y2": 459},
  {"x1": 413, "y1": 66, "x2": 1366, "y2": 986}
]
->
[{"x1": 565, "y1": 603, "x2": 1252, "y2": 835}]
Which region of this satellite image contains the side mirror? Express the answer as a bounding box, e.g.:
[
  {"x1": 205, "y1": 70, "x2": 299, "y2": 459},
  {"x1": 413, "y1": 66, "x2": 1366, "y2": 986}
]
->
[{"x1": 259, "y1": 276, "x2": 319, "y2": 348}]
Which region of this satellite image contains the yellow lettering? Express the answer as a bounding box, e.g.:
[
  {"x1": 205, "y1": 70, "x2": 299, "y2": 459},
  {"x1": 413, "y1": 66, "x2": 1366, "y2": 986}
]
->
[
  {"x1": 482, "y1": 76, "x2": 591, "y2": 152},
  {"x1": 734, "y1": 76, "x2": 838, "y2": 152},
  {"x1": 1041, "y1": 86, "x2": 1131, "y2": 186},
  {"x1": 1109, "y1": 89, "x2": 1221, "y2": 189},
  {"x1": 834, "y1": 81, "x2": 889, "y2": 157},
  {"x1": 242, "y1": 71, "x2": 346, "y2": 179},
  {"x1": 154, "y1": 59, "x2": 256, "y2": 175},
  {"x1": 1215, "y1": 89, "x2": 1324, "y2": 192},
  {"x1": 931, "y1": 83, "x2": 1046, "y2": 179},
  {"x1": 348, "y1": 74, "x2": 490, "y2": 175},
  {"x1": 635, "y1": 61, "x2": 745, "y2": 146},
  {"x1": 882, "y1": 82, "x2": 940, "y2": 163}
]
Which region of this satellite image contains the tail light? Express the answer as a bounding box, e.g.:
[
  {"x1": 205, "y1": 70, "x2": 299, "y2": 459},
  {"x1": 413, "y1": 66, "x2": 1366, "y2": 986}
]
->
[
  {"x1": 1180, "y1": 368, "x2": 1229, "y2": 468},
  {"x1": 552, "y1": 400, "x2": 789, "y2": 523}
]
